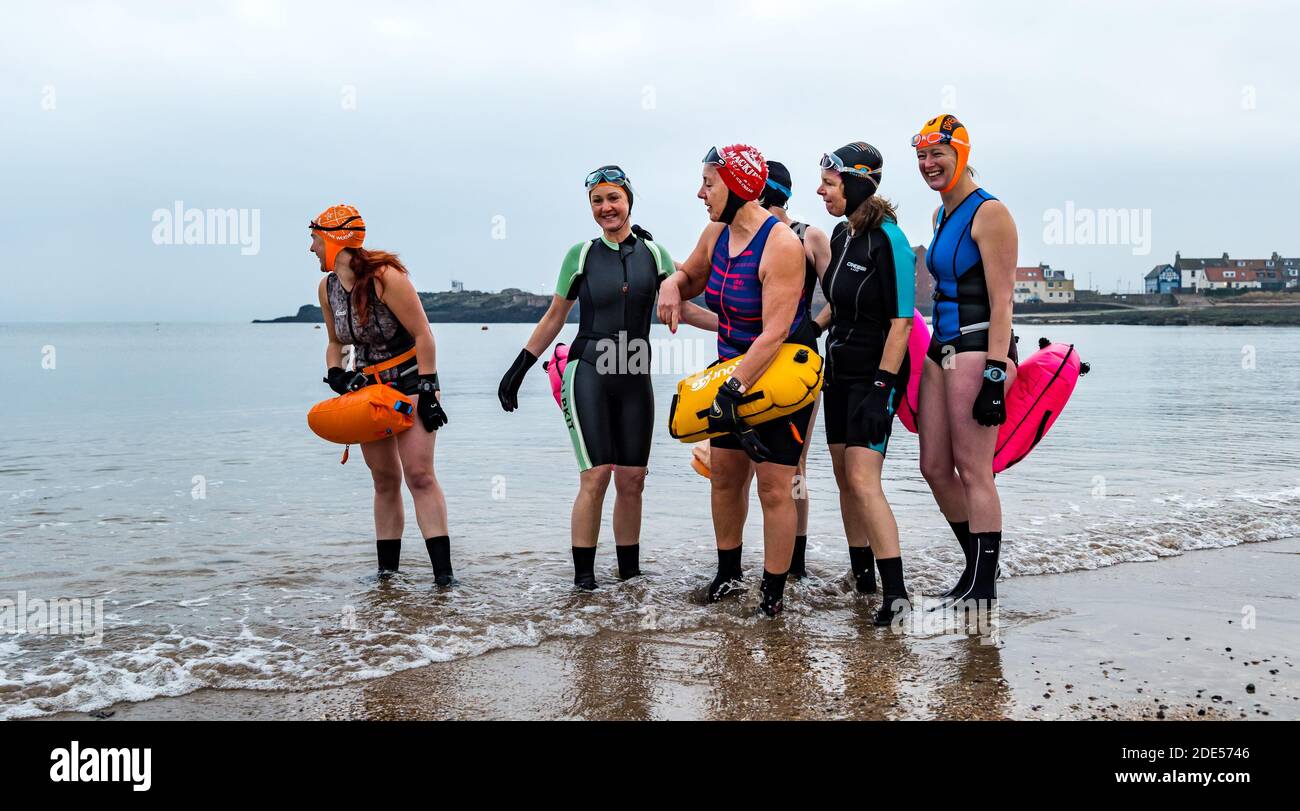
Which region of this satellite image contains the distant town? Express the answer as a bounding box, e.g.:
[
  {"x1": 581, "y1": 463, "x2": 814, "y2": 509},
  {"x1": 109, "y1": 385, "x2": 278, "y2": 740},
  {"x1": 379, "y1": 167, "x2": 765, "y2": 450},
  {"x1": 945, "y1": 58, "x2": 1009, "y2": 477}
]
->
[{"x1": 255, "y1": 248, "x2": 1300, "y2": 327}]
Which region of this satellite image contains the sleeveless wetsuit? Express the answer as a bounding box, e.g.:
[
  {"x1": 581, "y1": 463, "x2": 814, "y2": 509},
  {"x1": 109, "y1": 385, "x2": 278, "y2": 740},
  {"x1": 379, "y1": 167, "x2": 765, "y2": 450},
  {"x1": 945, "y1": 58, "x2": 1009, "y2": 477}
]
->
[
  {"x1": 789, "y1": 221, "x2": 819, "y2": 321},
  {"x1": 821, "y1": 218, "x2": 915, "y2": 454},
  {"x1": 704, "y1": 216, "x2": 816, "y2": 466},
  {"x1": 325, "y1": 272, "x2": 419, "y2": 394},
  {"x1": 925, "y1": 188, "x2": 1017, "y2": 365},
  {"x1": 555, "y1": 233, "x2": 672, "y2": 471}
]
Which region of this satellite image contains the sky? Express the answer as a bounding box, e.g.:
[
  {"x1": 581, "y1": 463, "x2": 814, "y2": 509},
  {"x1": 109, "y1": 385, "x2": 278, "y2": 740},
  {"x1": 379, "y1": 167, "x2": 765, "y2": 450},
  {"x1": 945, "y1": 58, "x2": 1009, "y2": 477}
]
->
[{"x1": 2, "y1": 0, "x2": 1295, "y2": 321}]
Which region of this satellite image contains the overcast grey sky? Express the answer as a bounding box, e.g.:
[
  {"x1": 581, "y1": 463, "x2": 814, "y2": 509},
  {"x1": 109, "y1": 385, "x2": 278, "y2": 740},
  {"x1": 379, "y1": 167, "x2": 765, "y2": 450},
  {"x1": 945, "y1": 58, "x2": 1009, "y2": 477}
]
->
[{"x1": 3, "y1": 0, "x2": 1294, "y2": 321}]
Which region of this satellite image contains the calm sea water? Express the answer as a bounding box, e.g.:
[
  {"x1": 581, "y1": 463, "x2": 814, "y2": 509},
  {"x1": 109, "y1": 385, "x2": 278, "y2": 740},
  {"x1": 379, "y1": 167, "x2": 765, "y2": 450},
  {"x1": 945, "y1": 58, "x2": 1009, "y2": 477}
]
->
[{"x1": 2, "y1": 321, "x2": 1298, "y2": 718}]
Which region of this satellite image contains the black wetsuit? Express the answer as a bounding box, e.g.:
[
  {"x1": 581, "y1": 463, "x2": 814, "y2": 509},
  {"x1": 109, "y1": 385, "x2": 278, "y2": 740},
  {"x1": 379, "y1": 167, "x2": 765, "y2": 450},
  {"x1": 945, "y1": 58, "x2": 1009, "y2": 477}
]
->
[
  {"x1": 556, "y1": 234, "x2": 672, "y2": 471},
  {"x1": 820, "y1": 218, "x2": 915, "y2": 453}
]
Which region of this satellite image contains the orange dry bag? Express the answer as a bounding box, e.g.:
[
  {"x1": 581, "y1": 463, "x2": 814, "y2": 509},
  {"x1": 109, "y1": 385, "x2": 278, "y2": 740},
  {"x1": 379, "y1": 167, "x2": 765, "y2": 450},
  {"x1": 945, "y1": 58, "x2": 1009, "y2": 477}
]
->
[{"x1": 308, "y1": 384, "x2": 415, "y2": 447}]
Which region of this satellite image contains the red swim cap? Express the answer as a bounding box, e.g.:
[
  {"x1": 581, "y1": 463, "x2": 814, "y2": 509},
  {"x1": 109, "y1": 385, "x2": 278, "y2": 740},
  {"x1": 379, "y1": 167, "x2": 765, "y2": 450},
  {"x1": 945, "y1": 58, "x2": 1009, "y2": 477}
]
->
[{"x1": 704, "y1": 144, "x2": 768, "y2": 201}]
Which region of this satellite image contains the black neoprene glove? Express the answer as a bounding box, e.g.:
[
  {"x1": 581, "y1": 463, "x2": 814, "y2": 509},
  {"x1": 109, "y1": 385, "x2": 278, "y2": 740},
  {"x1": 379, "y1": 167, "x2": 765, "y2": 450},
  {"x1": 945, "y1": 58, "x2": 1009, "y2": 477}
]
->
[
  {"x1": 853, "y1": 369, "x2": 897, "y2": 446},
  {"x1": 325, "y1": 366, "x2": 367, "y2": 395},
  {"x1": 416, "y1": 374, "x2": 448, "y2": 431},
  {"x1": 708, "y1": 379, "x2": 771, "y2": 464},
  {"x1": 972, "y1": 360, "x2": 1008, "y2": 427},
  {"x1": 498, "y1": 349, "x2": 538, "y2": 412}
]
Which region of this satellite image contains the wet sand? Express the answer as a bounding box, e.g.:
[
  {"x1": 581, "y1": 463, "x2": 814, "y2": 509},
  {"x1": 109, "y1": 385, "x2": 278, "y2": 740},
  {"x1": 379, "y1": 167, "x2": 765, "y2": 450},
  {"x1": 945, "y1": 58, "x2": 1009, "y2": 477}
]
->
[{"x1": 43, "y1": 537, "x2": 1299, "y2": 721}]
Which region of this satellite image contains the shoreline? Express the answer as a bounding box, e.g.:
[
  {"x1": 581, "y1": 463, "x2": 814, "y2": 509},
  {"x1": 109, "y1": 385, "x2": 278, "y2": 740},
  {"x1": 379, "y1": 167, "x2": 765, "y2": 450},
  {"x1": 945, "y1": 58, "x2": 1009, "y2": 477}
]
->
[{"x1": 38, "y1": 537, "x2": 1299, "y2": 721}]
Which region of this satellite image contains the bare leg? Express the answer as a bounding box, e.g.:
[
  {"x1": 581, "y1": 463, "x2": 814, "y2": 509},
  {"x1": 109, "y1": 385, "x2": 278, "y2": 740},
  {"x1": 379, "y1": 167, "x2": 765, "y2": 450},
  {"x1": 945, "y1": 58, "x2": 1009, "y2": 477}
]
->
[
  {"x1": 945, "y1": 353, "x2": 1017, "y2": 533},
  {"x1": 918, "y1": 356, "x2": 966, "y2": 521},
  {"x1": 844, "y1": 446, "x2": 898, "y2": 558},
  {"x1": 709, "y1": 449, "x2": 751, "y2": 552},
  {"x1": 396, "y1": 416, "x2": 448, "y2": 539},
  {"x1": 611, "y1": 466, "x2": 646, "y2": 546},
  {"x1": 572, "y1": 465, "x2": 612, "y2": 548},
  {"x1": 753, "y1": 462, "x2": 799, "y2": 575},
  {"x1": 361, "y1": 437, "x2": 404, "y2": 539}
]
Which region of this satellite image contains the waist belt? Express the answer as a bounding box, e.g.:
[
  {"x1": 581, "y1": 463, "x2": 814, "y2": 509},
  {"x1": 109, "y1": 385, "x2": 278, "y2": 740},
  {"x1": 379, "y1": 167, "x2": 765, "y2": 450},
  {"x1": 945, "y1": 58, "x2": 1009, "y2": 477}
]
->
[{"x1": 361, "y1": 346, "x2": 418, "y2": 381}]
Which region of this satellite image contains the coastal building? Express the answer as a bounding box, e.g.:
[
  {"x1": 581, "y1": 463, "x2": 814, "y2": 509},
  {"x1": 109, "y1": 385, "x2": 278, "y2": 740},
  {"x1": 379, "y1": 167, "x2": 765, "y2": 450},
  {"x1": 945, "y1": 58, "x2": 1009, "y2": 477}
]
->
[
  {"x1": 1170, "y1": 251, "x2": 1299, "y2": 291},
  {"x1": 1144, "y1": 264, "x2": 1180, "y2": 294},
  {"x1": 1201, "y1": 267, "x2": 1262, "y2": 290},
  {"x1": 1014, "y1": 263, "x2": 1075, "y2": 304}
]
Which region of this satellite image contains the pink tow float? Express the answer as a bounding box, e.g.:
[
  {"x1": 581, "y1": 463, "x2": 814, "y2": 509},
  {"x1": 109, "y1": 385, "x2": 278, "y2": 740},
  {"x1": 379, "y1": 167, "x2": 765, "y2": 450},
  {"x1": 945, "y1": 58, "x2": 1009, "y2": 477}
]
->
[{"x1": 897, "y1": 311, "x2": 1087, "y2": 473}]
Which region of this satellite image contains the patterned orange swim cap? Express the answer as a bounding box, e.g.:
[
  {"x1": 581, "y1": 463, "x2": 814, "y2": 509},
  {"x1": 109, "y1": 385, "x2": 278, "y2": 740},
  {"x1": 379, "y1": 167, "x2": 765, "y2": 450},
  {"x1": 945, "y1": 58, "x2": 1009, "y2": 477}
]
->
[
  {"x1": 310, "y1": 204, "x2": 366, "y2": 272},
  {"x1": 912, "y1": 115, "x2": 970, "y2": 193}
]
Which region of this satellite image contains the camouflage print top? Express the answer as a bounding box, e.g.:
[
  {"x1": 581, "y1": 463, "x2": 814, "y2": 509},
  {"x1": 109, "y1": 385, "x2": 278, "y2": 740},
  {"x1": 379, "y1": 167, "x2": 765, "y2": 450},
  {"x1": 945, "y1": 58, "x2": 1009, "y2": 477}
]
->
[{"x1": 325, "y1": 272, "x2": 416, "y2": 375}]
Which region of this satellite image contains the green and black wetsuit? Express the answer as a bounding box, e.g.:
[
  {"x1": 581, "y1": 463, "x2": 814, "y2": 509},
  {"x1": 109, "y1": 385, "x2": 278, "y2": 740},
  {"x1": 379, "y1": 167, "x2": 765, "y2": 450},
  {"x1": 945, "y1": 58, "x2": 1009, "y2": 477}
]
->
[{"x1": 556, "y1": 233, "x2": 673, "y2": 471}]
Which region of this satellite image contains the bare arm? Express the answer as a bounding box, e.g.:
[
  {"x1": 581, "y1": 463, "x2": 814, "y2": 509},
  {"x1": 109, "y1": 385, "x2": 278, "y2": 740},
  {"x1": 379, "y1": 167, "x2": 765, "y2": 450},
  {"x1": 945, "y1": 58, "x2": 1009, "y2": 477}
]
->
[
  {"x1": 806, "y1": 226, "x2": 833, "y2": 332},
  {"x1": 523, "y1": 296, "x2": 577, "y2": 358},
  {"x1": 729, "y1": 226, "x2": 804, "y2": 388},
  {"x1": 680, "y1": 300, "x2": 718, "y2": 332},
  {"x1": 878, "y1": 317, "x2": 913, "y2": 375},
  {"x1": 318, "y1": 278, "x2": 346, "y2": 369},
  {"x1": 658, "y1": 224, "x2": 723, "y2": 331},
  {"x1": 971, "y1": 200, "x2": 1017, "y2": 365},
  {"x1": 376, "y1": 270, "x2": 437, "y2": 375}
]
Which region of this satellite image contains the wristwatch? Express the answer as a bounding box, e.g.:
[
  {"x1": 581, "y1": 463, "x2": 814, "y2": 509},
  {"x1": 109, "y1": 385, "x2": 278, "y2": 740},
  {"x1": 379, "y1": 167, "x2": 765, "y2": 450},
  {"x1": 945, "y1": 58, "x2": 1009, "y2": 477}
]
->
[
  {"x1": 416, "y1": 373, "x2": 441, "y2": 395},
  {"x1": 983, "y1": 365, "x2": 1007, "y2": 384},
  {"x1": 723, "y1": 377, "x2": 746, "y2": 395}
]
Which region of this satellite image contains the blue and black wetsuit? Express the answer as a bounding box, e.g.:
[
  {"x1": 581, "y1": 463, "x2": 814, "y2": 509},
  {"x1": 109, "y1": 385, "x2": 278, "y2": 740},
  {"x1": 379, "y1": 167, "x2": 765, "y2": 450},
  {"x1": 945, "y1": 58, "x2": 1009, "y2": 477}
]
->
[
  {"x1": 821, "y1": 218, "x2": 915, "y2": 454},
  {"x1": 925, "y1": 188, "x2": 1016, "y2": 365},
  {"x1": 704, "y1": 216, "x2": 817, "y2": 466}
]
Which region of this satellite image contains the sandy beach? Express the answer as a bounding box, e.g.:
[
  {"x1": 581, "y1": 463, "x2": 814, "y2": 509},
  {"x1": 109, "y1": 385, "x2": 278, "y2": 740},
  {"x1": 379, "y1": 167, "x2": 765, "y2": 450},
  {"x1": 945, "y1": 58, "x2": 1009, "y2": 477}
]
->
[{"x1": 40, "y1": 537, "x2": 1297, "y2": 721}]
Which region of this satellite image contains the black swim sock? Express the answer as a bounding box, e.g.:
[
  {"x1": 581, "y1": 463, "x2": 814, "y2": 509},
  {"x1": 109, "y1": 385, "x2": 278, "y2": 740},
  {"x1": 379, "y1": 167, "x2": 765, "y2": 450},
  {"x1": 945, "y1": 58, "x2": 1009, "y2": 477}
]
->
[
  {"x1": 875, "y1": 555, "x2": 907, "y2": 600},
  {"x1": 938, "y1": 521, "x2": 975, "y2": 600},
  {"x1": 789, "y1": 535, "x2": 807, "y2": 578},
  {"x1": 849, "y1": 545, "x2": 876, "y2": 593},
  {"x1": 615, "y1": 543, "x2": 641, "y2": 580},
  {"x1": 376, "y1": 538, "x2": 401, "y2": 573},
  {"x1": 958, "y1": 531, "x2": 1001, "y2": 603},
  {"x1": 759, "y1": 569, "x2": 788, "y2": 617},
  {"x1": 707, "y1": 545, "x2": 743, "y2": 602},
  {"x1": 572, "y1": 546, "x2": 597, "y2": 590},
  {"x1": 425, "y1": 536, "x2": 453, "y2": 586}
]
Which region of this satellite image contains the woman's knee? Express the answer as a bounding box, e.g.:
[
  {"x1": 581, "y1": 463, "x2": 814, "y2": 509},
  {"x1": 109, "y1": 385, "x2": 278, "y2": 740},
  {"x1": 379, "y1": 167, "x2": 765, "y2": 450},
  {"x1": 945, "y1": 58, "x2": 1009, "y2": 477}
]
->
[
  {"x1": 920, "y1": 452, "x2": 954, "y2": 485},
  {"x1": 953, "y1": 457, "x2": 995, "y2": 490},
  {"x1": 579, "y1": 466, "x2": 613, "y2": 497},
  {"x1": 756, "y1": 471, "x2": 796, "y2": 507},
  {"x1": 403, "y1": 467, "x2": 438, "y2": 493},
  {"x1": 613, "y1": 466, "x2": 646, "y2": 496},
  {"x1": 369, "y1": 466, "x2": 403, "y2": 495},
  {"x1": 844, "y1": 464, "x2": 884, "y2": 502}
]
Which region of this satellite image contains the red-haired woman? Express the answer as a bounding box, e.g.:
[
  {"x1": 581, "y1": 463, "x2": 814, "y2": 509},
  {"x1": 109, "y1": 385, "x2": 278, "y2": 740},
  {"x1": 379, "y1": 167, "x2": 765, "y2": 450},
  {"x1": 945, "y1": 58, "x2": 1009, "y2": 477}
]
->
[{"x1": 311, "y1": 205, "x2": 452, "y2": 584}]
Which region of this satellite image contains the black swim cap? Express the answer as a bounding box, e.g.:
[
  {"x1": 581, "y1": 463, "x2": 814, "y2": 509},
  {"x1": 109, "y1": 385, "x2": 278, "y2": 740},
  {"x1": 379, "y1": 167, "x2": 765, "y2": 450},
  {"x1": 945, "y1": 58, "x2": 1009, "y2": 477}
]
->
[
  {"x1": 824, "y1": 142, "x2": 882, "y2": 215},
  {"x1": 761, "y1": 160, "x2": 792, "y2": 209},
  {"x1": 586, "y1": 164, "x2": 634, "y2": 209}
]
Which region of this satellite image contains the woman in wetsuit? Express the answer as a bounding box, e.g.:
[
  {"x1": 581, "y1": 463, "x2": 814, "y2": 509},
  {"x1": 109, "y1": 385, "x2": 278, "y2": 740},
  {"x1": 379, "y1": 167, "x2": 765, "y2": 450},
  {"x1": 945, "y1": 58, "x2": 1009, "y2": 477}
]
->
[
  {"x1": 657, "y1": 144, "x2": 814, "y2": 618},
  {"x1": 912, "y1": 115, "x2": 1018, "y2": 607},
  {"x1": 312, "y1": 205, "x2": 452, "y2": 584},
  {"x1": 497, "y1": 166, "x2": 673, "y2": 590},
  {"x1": 760, "y1": 161, "x2": 832, "y2": 579},
  {"x1": 815, "y1": 142, "x2": 915, "y2": 625}
]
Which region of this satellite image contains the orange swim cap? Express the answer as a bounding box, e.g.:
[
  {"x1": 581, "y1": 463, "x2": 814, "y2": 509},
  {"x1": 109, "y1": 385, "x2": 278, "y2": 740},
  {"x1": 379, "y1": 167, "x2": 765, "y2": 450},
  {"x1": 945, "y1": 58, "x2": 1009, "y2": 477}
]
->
[
  {"x1": 912, "y1": 115, "x2": 970, "y2": 193},
  {"x1": 310, "y1": 204, "x2": 366, "y2": 272}
]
